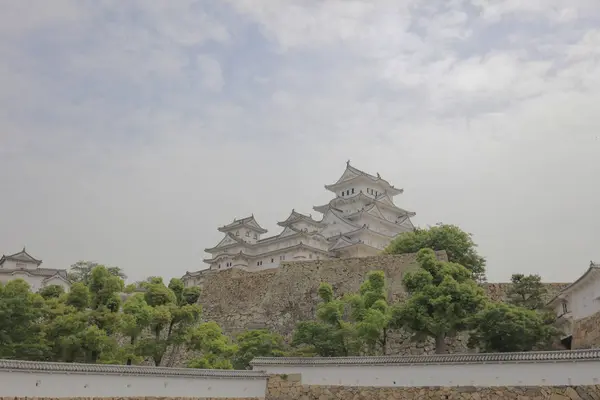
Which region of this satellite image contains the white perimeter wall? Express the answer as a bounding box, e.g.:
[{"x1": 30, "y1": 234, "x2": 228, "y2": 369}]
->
[
  {"x1": 255, "y1": 360, "x2": 600, "y2": 387},
  {"x1": 0, "y1": 370, "x2": 267, "y2": 398}
]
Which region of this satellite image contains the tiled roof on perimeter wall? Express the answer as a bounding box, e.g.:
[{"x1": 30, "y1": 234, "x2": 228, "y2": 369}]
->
[
  {"x1": 0, "y1": 359, "x2": 267, "y2": 379},
  {"x1": 251, "y1": 349, "x2": 600, "y2": 366}
]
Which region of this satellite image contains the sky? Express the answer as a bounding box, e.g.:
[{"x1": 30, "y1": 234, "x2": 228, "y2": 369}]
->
[{"x1": 0, "y1": 0, "x2": 599, "y2": 284}]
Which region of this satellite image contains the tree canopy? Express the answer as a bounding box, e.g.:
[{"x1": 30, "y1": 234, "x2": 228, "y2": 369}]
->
[
  {"x1": 506, "y1": 273, "x2": 547, "y2": 310},
  {"x1": 385, "y1": 224, "x2": 486, "y2": 280},
  {"x1": 232, "y1": 329, "x2": 286, "y2": 370},
  {"x1": 345, "y1": 271, "x2": 393, "y2": 355},
  {"x1": 68, "y1": 261, "x2": 127, "y2": 286},
  {"x1": 292, "y1": 282, "x2": 360, "y2": 357},
  {"x1": 391, "y1": 248, "x2": 487, "y2": 353},
  {"x1": 468, "y1": 302, "x2": 559, "y2": 352},
  {"x1": 0, "y1": 244, "x2": 564, "y2": 367}
]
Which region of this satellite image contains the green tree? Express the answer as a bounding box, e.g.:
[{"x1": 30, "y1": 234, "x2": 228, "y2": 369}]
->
[
  {"x1": 0, "y1": 280, "x2": 48, "y2": 360},
  {"x1": 120, "y1": 293, "x2": 153, "y2": 365},
  {"x1": 232, "y1": 329, "x2": 286, "y2": 370},
  {"x1": 506, "y1": 274, "x2": 547, "y2": 310},
  {"x1": 468, "y1": 302, "x2": 559, "y2": 352},
  {"x1": 186, "y1": 321, "x2": 238, "y2": 370},
  {"x1": 138, "y1": 277, "x2": 202, "y2": 366},
  {"x1": 86, "y1": 266, "x2": 124, "y2": 362},
  {"x1": 38, "y1": 284, "x2": 66, "y2": 300},
  {"x1": 345, "y1": 271, "x2": 392, "y2": 355},
  {"x1": 385, "y1": 224, "x2": 486, "y2": 280},
  {"x1": 68, "y1": 261, "x2": 127, "y2": 286},
  {"x1": 42, "y1": 267, "x2": 123, "y2": 363},
  {"x1": 42, "y1": 298, "x2": 87, "y2": 362},
  {"x1": 292, "y1": 282, "x2": 359, "y2": 357},
  {"x1": 391, "y1": 248, "x2": 487, "y2": 353},
  {"x1": 65, "y1": 282, "x2": 91, "y2": 310}
]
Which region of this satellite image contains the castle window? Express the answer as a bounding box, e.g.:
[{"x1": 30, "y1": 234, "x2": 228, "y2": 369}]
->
[
  {"x1": 346, "y1": 190, "x2": 350, "y2": 195},
  {"x1": 341, "y1": 191, "x2": 345, "y2": 196},
  {"x1": 271, "y1": 258, "x2": 274, "y2": 263},
  {"x1": 352, "y1": 188, "x2": 355, "y2": 194},
  {"x1": 562, "y1": 302, "x2": 569, "y2": 314},
  {"x1": 245, "y1": 231, "x2": 250, "y2": 237}
]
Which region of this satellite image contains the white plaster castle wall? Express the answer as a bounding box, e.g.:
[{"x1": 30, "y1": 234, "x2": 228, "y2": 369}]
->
[
  {"x1": 0, "y1": 273, "x2": 45, "y2": 292},
  {"x1": 0, "y1": 369, "x2": 267, "y2": 398},
  {"x1": 336, "y1": 181, "x2": 387, "y2": 199},
  {"x1": 44, "y1": 276, "x2": 70, "y2": 291},
  {"x1": 1, "y1": 259, "x2": 37, "y2": 270},
  {"x1": 255, "y1": 360, "x2": 600, "y2": 387},
  {"x1": 569, "y1": 277, "x2": 600, "y2": 320}
]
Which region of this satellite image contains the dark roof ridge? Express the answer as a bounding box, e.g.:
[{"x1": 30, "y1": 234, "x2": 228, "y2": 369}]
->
[
  {"x1": 0, "y1": 359, "x2": 267, "y2": 379},
  {"x1": 251, "y1": 349, "x2": 600, "y2": 366}
]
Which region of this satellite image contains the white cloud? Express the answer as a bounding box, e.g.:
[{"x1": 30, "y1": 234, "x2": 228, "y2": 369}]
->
[
  {"x1": 0, "y1": 0, "x2": 599, "y2": 284},
  {"x1": 196, "y1": 55, "x2": 224, "y2": 92}
]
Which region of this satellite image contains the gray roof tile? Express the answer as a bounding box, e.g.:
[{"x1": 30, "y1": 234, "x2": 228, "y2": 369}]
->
[
  {"x1": 0, "y1": 359, "x2": 267, "y2": 379},
  {"x1": 251, "y1": 349, "x2": 600, "y2": 366}
]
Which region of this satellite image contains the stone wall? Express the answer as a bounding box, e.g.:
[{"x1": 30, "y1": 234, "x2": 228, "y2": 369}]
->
[
  {"x1": 198, "y1": 253, "x2": 449, "y2": 336},
  {"x1": 266, "y1": 375, "x2": 600, "y2": 400},
  {"x1": 166, "y1": 254, "x2": 568, "y2": 366},
  {"x1": 0, "y1": 398, "x2": 256, "y2": 400},
  {"x1": 573, "y1": 310, "x2": 600, "y2": 349}
]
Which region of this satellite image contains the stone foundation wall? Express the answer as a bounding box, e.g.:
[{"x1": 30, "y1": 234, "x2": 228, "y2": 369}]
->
[
  {"x1": 573, "y1": 311, "x2": 600, "y2": 349},
  {"x1": 266, "y1": 375, "x2": 600, "y2": 400},
  {"x1": 166, "y1": 254, "x2": 568, "y2": 366}
]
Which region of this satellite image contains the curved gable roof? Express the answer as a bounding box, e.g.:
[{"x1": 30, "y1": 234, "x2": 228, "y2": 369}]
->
[
  {"x1": 0, "y1": 247, "x2": 42, "y2": 266},
  {"x1": 547, "y1": 261, "x2": 600, "y2": 306},
  {"x1": 277, "y1": 209, "x2": 324, "y2": 227},
  {"x1": 324, "y1": 161, "x2": 403, "y2": 196},
  {"x1": 218, "y1": 215, "x2": 268, "y2": 234}
]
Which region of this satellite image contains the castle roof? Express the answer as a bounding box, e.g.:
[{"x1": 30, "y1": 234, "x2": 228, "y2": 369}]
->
[
  {"x1": 547, "y1": 261, "x2": 600, "y2": 306},
  {"x1": 0, "y1": 247, "x2": 42, "y2": 266},
  {"x1": 314, "y1": 192, "x2": 415, "y2": 217},
  {"x1": 322, "y1": 207, "x2": 361, "y2": 230},
  {"x1": 218, "y1": 215, "x2": 267, "y2": 234},
  {"x1": 327, "y1": 235, "x2": 380, "y2": 253},
  {"x1": 328, "y1": 235, "x2": 357, "y2": 251},
  {"x1": 341, "y1": 224, "x2": 396, "y2": 240},
  {"x1": 205, "y1": 232, "x2": 248, "y2": 253},
  {"x1": 205, "y1": 226, "x2": 328, "y2": 254},
  {"x1": 277, "y1": 209, "x2": 325, "y2": 227},
  {"x1": 203, "y1": 243, "x2": 330, "y2": 263},
  {"x1": 324, "y1": 161, "x2": 403, "y2": 196},
  {"x1": 346, "y1": 204, "x2": 415, "y2": 232}
]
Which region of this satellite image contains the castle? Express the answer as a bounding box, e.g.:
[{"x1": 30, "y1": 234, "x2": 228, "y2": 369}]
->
[
  {"x1": 182, "y1": 162, "x2": 415, "y2": 284},
  {"x1": 0, "y1": 248, "x2": 70, "y2": 292}
]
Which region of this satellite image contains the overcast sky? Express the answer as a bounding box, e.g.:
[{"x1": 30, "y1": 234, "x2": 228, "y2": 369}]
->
[{"x1": 1, "y1": 0, "x2": 599, "y2": 284}]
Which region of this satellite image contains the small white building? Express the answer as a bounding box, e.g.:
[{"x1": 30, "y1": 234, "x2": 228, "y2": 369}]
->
[
  {"x1": 547, "y1": 261, "x2": 600, "y2": 349},
  {"x1": 183, "y1": 162, "x2": 415, "y2": 285},
  {"x1": 0, "y1": 248, "x2": 70, "y2": 292}
]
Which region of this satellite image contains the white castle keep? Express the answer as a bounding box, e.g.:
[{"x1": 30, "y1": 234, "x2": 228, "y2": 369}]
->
[{"x1": 182, "y1": 162, "x2": 415, "y2": 285}]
